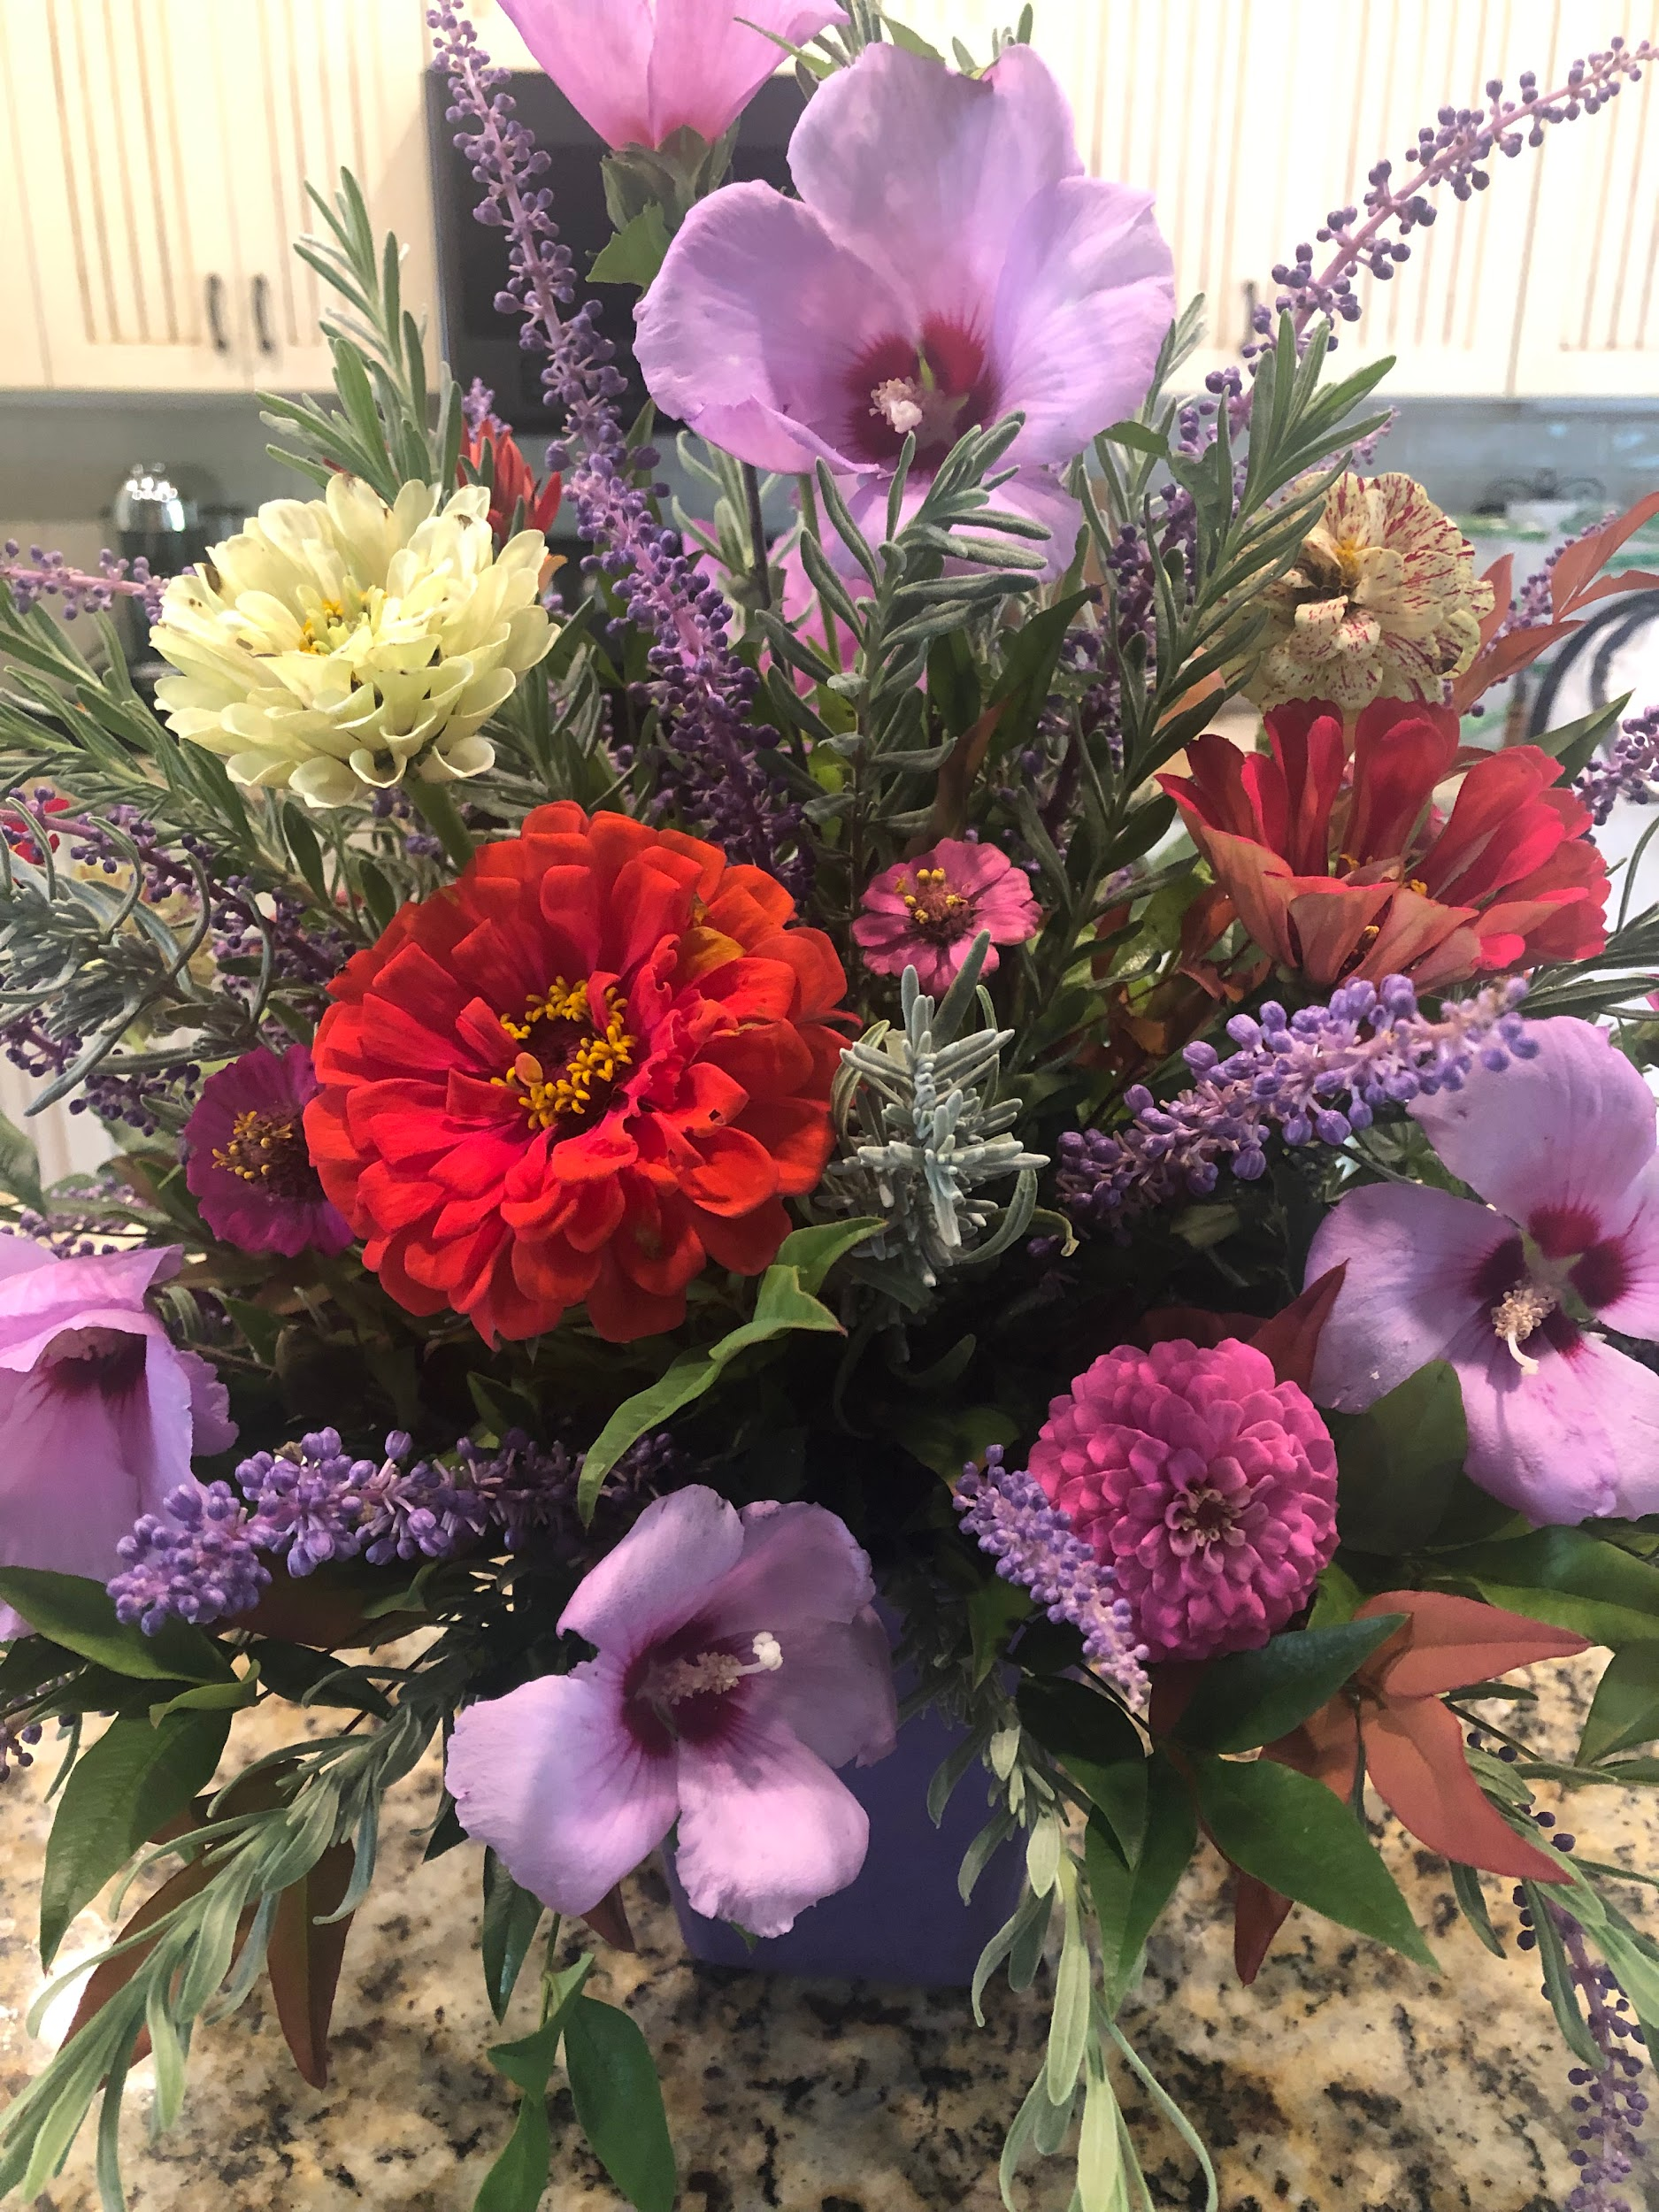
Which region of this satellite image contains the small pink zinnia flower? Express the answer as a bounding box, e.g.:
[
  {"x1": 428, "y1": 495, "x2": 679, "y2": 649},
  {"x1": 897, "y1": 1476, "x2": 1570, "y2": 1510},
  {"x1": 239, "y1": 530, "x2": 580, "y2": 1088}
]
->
[
  {"x1": 446, "y1": 1486, "x2": 897, "y2": 1938},
  {"x1": 1028, "y1": 1338, "x2": 1339, "y2": 1664},
  {"x1": 183, "y1": 1045, "x2": 351, "y2": 1259},
  {"x1": 852, "y1": 839, "x2": 1041, "y2": 995}
]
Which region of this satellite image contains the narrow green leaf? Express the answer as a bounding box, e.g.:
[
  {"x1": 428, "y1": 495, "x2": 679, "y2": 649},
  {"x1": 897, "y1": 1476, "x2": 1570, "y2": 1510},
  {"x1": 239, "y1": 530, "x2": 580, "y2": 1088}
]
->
[
  {"x1": 1045, "y1": 1874, "x2": 1091, "y2": 2104},
  {"x1": 1526, "y1": 1885, "x2": 1604, "y2": 2067},
  {"x1": 770, "y1": 1216, "x2": 882, "y2": 1295},
  {"x1": 1099, "y1": 419, "x2": 1171, "y2": 459},
  {"x1": 281, "y1": 803, "x2": 330, "y2": 904},
  {"x1": 1448, "y1": 1862, "x2": 1506, "y2": 1958},
  {"x1": 356, "y1": 857, "x2": 399, "y2": 936},
  {"x1": 0, "y1": 1107, "x2": 44, "y2": 1210},
  {"x1": 0, "y1": 1570, "x2": 233, "y2": 1686},
  {"x1": 482, "y1": 1851, "x2": 546, "y2": 2024},
  {"x1": 1191, "y1": 1753, "x2": 1436, "y2": 1970},
  {"x1": 564, "y1": 1994, "x2": 677, "y2": 2212},
  {"x1": 475, "y1": 1958, "x2": 593, "y2": 2212},
  {"x1": 41, "y1": 1709, "x2": 230, "y2": 1966},
  {"x1": 1438, "y1": 1528, "x2": 1659, "y2": 1647},
  {"x1": 588, "y1": 204, "x2": 672, "y2": 288},
  {"x1": 1172, "y1": 1616, "x2": 1404, "y2": 1755},
  {"x1": 1085, "y1": 1754, "x2": 1197, "y2": 2005}
]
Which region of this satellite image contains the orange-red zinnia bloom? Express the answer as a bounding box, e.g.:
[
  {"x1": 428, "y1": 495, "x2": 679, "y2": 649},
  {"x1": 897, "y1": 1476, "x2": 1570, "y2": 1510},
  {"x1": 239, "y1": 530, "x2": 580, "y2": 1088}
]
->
[
  {"x1": 304, "y1": 805, "x2": 846, "y2": 1344},
  {"x1": 1159, "y1": 699, "x2": 1609, "y2": 991},
  {"x1": 461, "y1": 416, "x2": 563, "y2": 544}
]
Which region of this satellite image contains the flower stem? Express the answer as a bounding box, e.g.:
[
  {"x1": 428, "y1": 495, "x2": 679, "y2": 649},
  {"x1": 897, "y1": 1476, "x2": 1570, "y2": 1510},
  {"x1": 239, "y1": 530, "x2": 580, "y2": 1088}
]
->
[
  {"x1": 742, "y1": 463, "x2": 772, "y2": 611},
  {"x1": 406, "y1": 780, "x2": 475, "y2": 871}
]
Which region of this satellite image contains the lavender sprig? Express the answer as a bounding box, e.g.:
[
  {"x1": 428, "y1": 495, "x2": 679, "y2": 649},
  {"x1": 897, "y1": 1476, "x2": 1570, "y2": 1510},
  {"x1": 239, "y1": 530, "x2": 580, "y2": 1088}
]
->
[
  {"x1": 955, "y1": 1448, "x2": 1149, "y2": 1713},
  {"x1": 429, "y1": 5, "x2": 808, "y2": 886},
  {"x1": 109, "y1": 1425, "x2": 679, "y2": 1634},
  {"x1": 2, "y1": 542, "x2": 165, "y2": 622},
  {"x1": 1576, "y1": 703, "x2": 1659, "y2": 825},
  {"x1": 1056, "y1": 972, "x2": 1533, "y2": 1230},
  {"x1": 1253, "y1": 43, "x2": 1654, "y2": 365}
]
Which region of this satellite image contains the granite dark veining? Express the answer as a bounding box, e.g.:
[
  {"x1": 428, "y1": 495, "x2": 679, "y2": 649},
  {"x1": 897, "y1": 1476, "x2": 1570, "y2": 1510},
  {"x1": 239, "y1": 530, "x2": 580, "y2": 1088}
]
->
[{"x1": 0, "y1": 1655, "x2": 1649, "y2": 2209}]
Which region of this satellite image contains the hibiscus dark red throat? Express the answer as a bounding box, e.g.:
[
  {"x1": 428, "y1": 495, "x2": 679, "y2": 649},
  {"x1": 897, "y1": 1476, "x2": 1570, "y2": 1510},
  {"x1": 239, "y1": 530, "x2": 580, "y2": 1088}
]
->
[{"x1": 304, "y1": 805, "x2": 847, "y2": 1344}]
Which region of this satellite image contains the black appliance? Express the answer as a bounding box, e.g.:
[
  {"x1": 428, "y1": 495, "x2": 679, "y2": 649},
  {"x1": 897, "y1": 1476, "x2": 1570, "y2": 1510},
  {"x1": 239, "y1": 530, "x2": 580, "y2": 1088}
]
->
[{"x1": 423, "y1": 69, "x2": 803, "y2": 441}]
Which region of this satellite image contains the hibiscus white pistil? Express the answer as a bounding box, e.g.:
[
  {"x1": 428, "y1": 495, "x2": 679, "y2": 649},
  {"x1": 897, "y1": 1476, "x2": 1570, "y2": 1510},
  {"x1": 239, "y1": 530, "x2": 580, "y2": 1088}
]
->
[{"x1": 650, "y1": 1631, "x2": 784, "y2": 1707}]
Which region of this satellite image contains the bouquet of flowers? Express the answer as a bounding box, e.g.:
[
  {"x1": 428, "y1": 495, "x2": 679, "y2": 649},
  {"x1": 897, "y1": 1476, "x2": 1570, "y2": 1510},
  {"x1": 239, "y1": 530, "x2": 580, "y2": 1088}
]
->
[{"x1": 4, "y1": 4, "x2": 1659, "y2": 2206}]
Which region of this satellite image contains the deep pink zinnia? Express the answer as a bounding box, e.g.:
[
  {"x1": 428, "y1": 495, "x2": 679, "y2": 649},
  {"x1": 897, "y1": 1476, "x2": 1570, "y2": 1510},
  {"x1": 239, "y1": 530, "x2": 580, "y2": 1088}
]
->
[
  {"x1": 852, "y1": 838, "x2": 1041, "y2": 995},
  {"x1": 1028, "y1": 1338, "x2": 1339, "y2": 1664},
  {"x1": 446, "y1": 1486, "x2": 897, "y2": 1938},
  {"x1": 634, "y1": 42, "x2": 1174, "y2": 572},
  {"x1": 182, "y1": 1045, "x2": 351, "y2": 1259}
]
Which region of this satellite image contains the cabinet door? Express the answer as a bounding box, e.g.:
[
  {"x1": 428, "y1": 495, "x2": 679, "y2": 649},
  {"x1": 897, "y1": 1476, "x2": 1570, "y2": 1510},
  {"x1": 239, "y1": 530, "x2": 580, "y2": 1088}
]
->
[
  {"x1": 1510, "y1": 0, "x2": 1659, "y2": 396},
  {"x1": 0, "y1": 11, "x2": 50, "y2": 388},
  {"x1": 223, "y1": 0, "x2": 439, "y2": 396},
  {"x1": 6, "y1": 0, "x2": 250, "y2": 391}
]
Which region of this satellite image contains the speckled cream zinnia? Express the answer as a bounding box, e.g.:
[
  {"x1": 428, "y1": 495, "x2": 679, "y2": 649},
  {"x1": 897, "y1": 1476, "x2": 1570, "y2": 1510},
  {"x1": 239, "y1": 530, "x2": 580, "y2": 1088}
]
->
[
  {"x1": 1250, "y1": 470, "x2": 1494, "y2": 713},
  {"x1": 150, "y1": 474, "x2": 555, "y2": 809}
]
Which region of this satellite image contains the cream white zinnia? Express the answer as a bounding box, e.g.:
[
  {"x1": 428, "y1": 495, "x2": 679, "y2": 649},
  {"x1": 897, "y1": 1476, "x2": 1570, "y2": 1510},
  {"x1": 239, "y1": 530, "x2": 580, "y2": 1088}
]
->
[{"x1": 151, "y1": 475, "x2": 555, "y2": 809}]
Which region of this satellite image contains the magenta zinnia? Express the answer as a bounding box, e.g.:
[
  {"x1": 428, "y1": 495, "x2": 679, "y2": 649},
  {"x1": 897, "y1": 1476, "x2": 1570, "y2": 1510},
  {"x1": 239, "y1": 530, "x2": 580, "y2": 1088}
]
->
[
  {"x1": 852, "y1": 837, "x2": 1041, "y2": 995},
  {"x1": 183, "y1": 1045, "x2": 352, "y2": 1259},
  {"x1": 1027, "y1": 1338, "x2": 1339, "y2": 1663}
]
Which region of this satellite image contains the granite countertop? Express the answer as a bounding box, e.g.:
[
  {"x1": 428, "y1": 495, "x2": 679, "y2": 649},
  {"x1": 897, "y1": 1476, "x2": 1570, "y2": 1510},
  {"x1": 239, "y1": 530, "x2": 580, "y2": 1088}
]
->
[{"x1": 1, "y1": 1652, "x2": 1652, "y2": 2212}]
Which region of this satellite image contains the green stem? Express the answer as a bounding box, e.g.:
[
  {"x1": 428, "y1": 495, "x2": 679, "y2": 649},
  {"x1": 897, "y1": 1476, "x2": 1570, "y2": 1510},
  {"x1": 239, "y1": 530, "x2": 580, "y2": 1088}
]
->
[
  {"x1": 406, "y1": 778, "x2": 476, "y2": 871},
  {"x1": 741, "y1": 463, "x2": 773, "y2": 611}
]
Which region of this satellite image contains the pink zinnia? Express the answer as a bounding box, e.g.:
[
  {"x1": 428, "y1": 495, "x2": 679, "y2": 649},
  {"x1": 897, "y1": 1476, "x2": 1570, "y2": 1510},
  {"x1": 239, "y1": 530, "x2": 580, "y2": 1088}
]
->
[
  {"x1": 1028, "y1": 1338, "x2": 1340, "y2": 1664},
  {"x1": 498, "y1": 0, "x2": 846, "y2": 152},
  {"x1": 183, "y1": 1045, "x2": 351, "y2": 1259},
  {"x1": 446, "y1": 1486, "x2": 897, "y2": 1938},
  {"x1": 1308, "y1": 1016, "x2": 1659, "y2": 1524},
  {"x1": 852, "y1": 838, "x2": 1041, "y2": 995}
]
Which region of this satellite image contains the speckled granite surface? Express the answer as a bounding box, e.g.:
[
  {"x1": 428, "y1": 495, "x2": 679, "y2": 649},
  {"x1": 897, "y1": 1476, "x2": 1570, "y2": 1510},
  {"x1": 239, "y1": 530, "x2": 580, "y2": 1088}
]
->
[{"x1": 0, "y1": 1653, "x2": 1652, "y2": 2212}]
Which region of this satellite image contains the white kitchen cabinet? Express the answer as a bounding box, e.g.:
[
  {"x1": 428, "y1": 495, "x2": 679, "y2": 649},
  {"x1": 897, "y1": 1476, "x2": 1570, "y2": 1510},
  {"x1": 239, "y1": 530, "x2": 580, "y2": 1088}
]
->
[{"x1": 2, "y1": 0, "x2": 436, "y2": 396}]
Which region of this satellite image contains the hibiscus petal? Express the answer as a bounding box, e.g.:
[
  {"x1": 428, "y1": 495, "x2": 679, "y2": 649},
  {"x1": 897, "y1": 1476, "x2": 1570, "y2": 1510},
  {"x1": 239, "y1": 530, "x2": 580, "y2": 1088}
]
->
[
  {"x1": 1361, "y1": 1697, "x2": 1569, "y2": 1881},
  {"x1": 497, "y1": 0, "x2": 656, "y2": 150},
  {"x1": 560, "y1": 1486, "x2": 745, "y2": 1655},
  {"x1": 645, "y1": 0, "x2": 847, "y2": 146},
  {"x1": 1411, "y1": 1016, "x2": 1656, "y2": 1246},
  {"x1": 989, "y1": 175, "x2": 1173, "y2": 464},
  {"x1": 1578, "y1": 1165, "x2": 1659, "y2": 1335},
  {"x1": 634, "y1": 183, "x2": 909, "y2": 475},
  {"x1": 788, "y1": 43, "x2": 1079, "y2": 334},
  {"x1": 1306, "y1": 1182, "x2": 1509, "y2": 1411},
  {"x1": 745, "y1": 1604, "x2": 899, "y2": 1771},
  {"x1": 446, "y1": 1663, "x2": 678, "y2": 1916},
  {"x1": 1456, "y1": 1329, "x2": 1648, "y2": 1523},
  {"x1": 673, "y1": 1704, "x2": 871, "y2": 1938}
]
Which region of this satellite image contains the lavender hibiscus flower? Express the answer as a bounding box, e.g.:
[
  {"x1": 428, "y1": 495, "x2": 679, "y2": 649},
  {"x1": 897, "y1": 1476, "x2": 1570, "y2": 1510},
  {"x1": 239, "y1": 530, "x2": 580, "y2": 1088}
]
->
[
  {"x1": 499, "y1": 0, "x2": 846, "y2": 152},
  {"x1": 0, "y1": 1242, "x2": 236, "y2": 1637},
  {"x1": 1307, "y1": 1018, "x2": 1659, "y2": 1523},
  {"x1": 446, "y1": 1486, "x2": 897, "y2": 1937},
  {"x1": 634, "y1": 42, "x2": 1175, "y2": 569}
]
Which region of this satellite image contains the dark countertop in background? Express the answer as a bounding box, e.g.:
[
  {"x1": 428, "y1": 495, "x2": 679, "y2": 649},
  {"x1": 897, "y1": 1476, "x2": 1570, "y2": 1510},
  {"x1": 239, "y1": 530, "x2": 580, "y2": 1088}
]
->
[{"x1": 0, "y1": 1654, "x2": 1647, "y2": 2212}]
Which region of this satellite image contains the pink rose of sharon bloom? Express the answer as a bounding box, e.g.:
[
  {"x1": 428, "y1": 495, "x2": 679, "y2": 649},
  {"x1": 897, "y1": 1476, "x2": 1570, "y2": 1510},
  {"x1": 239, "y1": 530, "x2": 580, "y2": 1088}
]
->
[
  {"x1": 498, "y1": 0, "x2": 846, "y2": 152},
  {"x1": 1307, "y1": 1017, "x2": 1659, "y2": 1525},
  {"x1": 447, "y1": 1486, "x2": 897, "y2": 1937},
  {"x1": 0, "y1": 1240, "x2": 236, "y2": 1639},
  {"x1": 183, "y1": 1044, "x2": 352, "y2": 1259},
  {"x1": 634, "y1": 42, "x2": 1175, "y2": 568},
  {"x1": 1028, "y1": 1338, "x2": 1340, "y2": 1663},
  {"x1": 853, "y1": 838, "x2": 1041, "y2": 995}
]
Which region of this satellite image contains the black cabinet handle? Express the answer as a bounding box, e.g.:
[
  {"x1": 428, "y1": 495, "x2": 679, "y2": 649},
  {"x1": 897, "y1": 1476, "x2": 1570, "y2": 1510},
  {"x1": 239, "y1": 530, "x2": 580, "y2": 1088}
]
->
[
  {"x1": 252, "y1": 273, "x2": 275, "y2": 357},
  {"x1": 205, "y1": 272, "x2": 229, "y2": 354}
]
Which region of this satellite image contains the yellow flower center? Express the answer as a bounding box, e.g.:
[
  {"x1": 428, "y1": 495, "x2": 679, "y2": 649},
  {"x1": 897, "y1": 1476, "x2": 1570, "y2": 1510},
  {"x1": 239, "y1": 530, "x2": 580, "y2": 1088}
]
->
[
  {"x1": 495, "y1": 979, "x2": 635, "y2": 1133},
  {"x1": 295, "y1": 598, "x2": 349, "y2": 654},
  {"x1": 900, "y1": 864, "x2": 974, "y2": 941},
  {"x1": 211, "y1": 1108, "x2": 316, "y2": 1198}
]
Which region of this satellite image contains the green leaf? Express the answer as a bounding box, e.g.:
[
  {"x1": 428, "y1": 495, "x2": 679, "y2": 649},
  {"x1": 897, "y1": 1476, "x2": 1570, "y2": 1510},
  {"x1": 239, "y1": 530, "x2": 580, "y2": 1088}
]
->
[
  {"x1": 967, "y1": 1578, "x2": 1032, "y2": 1687},
  {"x1": 221, "y1": 1294, "x2": 284, "y2": 1365},
  {"x1": 577, "y1": 1227, "x2": 879, "y2": 1513},
  {"x1": 985, "y1": 590, "x2": 1092, "y2": 762},
  {"x1": 1191, "y1": 1753, "x2": 1435, "y2": 1970},
  {"x1": 476, "y1": 1957, "x2": 593, "y2": 2212},
  {"x1": 1580, "y1": 1644, "x2": 1659, "y2": 1764},
  {"x1": 1100, "y1": 419, "x2": 1171, "y2": 459},
  {"x1": 588, "y1": 204, "x2": 673, "y2": 288},
  {"x1": 1534, "y1": 690, "x2": 1629, "y2": 780},
  {"x1": 1333, "y1": 1360, "x2": 1467, "y2": 1555},
  {"x1": 40, "y1": 1709, "x2": 230, "y2": 1966},
  {"x1": 1086, "y1": 1753, "x2": 1196, "y2": 2006},
  {"x1": 251, "y1": 1640, "x2": 394, "y2": 1718},
  {"x1": 0, "y1": 1570, "x2": 234, "y2": 1686},
  {"x1": 1526, "y1": 1884, "x2": 1604, "y2": 2067},
  {"x1": 0, "y1": 1107, "x2": 44, "y2": 1210},
  {"x1": 281, "y1": 803, "x2": 330, "y2": 904},
  {"x1": 1448, "y1": 1862, "x2": 1506, "y2": 1958},
  {"x1": 880, "y1": 19, "x2": 947, "y2": 60},
  {"x1": 482, "y1": 1850, "x2": 545, "y2": 2024},
  {"x1": 356, "y1": 857, "x2": 399, "y2": 936},
  {"x1": 1307, "y1": 1562, "x2": 1363, "y2": 1629},
  {"x1": 1018, "y1": 1677, "x2": 1144, "y2": 1770},
  {"x1": 1173, "y1": 1616, "x2": 1404, "y2": 1755},
  {"x1": 564, "y1": 1993, "x2": 677, "y2": 2212},
  {"x1": 1436, "y1": 1528, "x2": 1659, "y2": 1647}
]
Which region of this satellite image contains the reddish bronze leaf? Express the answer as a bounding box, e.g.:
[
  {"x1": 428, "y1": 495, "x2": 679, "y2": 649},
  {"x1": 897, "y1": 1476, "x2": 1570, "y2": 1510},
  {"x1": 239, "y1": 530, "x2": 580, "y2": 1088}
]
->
[
  {"x1": 1248, "y1": 1264, "x2": 1348, "y2": 1393},
  {"x1": 1356, "y1": 1589, "x2": 1588, "y2": 1698},
  {"x1": 1233, "y1": 1870, "x2": 1294, "y2": 1985},
  {"x1": 1551, "y1": 488, "x2": 1659, "y2": 617},
  {"x1": 1360, "y1": 1696, "x2": 1568, "y2": 1883},
  {"x1": 267, "y1": 1841, "x2": 356, "y2": 2090},
  {"x1": 579, "y1": 1883, "x2": 637, "y2": 1953}
]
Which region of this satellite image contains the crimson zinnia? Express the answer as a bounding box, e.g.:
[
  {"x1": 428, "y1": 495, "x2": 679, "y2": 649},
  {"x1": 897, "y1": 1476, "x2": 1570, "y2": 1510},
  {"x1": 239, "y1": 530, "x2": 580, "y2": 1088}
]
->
[
  {"x1": 304, "y1": 805, "x2": 846, "y2": 1344},
  {"x1": 1160, "y1": 699, "x2": 1608, "y2": 990}
]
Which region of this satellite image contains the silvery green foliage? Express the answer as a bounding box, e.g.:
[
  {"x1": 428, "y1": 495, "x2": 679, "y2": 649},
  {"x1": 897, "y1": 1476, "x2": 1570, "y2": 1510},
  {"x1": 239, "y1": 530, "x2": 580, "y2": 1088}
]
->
[{"x1": 822, "y1": 935, "x2": 1045, "y2": 1308}]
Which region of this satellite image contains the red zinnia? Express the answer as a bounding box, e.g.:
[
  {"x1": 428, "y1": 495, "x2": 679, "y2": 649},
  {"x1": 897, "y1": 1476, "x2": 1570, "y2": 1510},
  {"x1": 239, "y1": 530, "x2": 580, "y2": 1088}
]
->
[
  {"x1": 460, "y1": 415, "x2": 562, "y2": 544},
  {"x1": 1159, "y1": 700, "x2": 1608, "y2": 991},
  {"x1": 304, "y1": 805, "x2": 846, "y2": 1345}
]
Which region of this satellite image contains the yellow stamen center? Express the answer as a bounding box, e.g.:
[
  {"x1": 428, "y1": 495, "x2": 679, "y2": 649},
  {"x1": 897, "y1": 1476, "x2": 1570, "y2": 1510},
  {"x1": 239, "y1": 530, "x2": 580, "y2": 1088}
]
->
[
  {"x1": 899, "y1": 864, "x2": 974, "y2": 942},
  {"x1": 1491, "y1": 1279, "x2": 1561, "y2": 1374},
  {"x1": 651, "y1": 1633, "x2": 783, "y2": 1706},
  {"x1": 495, "y1": 978, "x2": 635, "y2": 1132},
  {"x1": 211, "y1": 1108, "x2": 317, "y2": 1198},
  {"x1": 294, "y1": 597, "x2": 349, "y2": 654}
]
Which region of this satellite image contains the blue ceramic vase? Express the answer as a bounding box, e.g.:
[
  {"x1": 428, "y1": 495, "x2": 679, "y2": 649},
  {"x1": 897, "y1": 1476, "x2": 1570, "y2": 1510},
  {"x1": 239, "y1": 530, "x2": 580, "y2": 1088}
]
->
[{"x1": 664, "y1": 1694, "x2": 1026, "y2": 1987}]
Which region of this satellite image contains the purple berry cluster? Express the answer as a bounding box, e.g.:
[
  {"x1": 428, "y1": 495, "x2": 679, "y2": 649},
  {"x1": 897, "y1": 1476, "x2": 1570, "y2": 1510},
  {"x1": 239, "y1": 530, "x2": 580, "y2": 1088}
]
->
[{"x1": 2, "y1": 541, "x2": 165, "y2": 622}]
